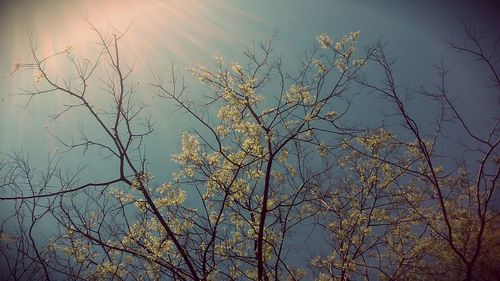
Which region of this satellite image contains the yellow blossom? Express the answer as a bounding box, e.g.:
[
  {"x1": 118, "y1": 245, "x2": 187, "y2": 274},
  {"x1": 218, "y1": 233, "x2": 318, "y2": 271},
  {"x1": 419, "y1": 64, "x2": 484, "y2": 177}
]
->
[
  {"x1": 34, "y1": 72, "x2": 45, "y2": 83},
  {"x1": 325, "y1": 111, "x2": 337, "y2": 119},
  {"x1": 231, "y1": 63, "x2": 244, "y2": 75},
  {"x1": 316, "y1": 33, "x2": 332, "y2": 49},
  {"x1": 318, "y1": 143, "x2": 328, "y2": 157},
  {"x1": 63, "y1": 45, "x2": 75, "y2": 53},
  {"x1": 285, "y1": 84, "x2": 313, "y2": 105},
  {"x1": 247, "y1": 169, "x2": 264, "y2": 180},
  {"x1": 312, "y1": 58, "x2": 327, "y2": 74},
  {"x1": 172, "y1": 133, "x2": 201, "y2": 165}
]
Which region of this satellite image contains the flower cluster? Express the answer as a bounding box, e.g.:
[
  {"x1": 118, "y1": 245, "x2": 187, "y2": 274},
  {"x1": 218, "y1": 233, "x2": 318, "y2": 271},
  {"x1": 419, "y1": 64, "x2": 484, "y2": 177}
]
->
[
  {"x1": 312, "y1": 58, "x2": 328, "y2": 74},
  {"x1": 154, "y1": 183, "x2": 186, "y2": 208},
  {"x1": 6, "y1": 61, "x2": 22, "y2": 78},
  {"x1": 188, "y1": 60, "x2": 212, "y2": 82},
  {"x1": 316, "y1": 33, "x2": 332, "y2": 49},
  {"x1": 334, "y1": 31, "x2": 360, "y2": 52},
  {"x1": 231, "y1": 63, "x2": 244, "y2": 75},
  {"x1": 284, "y1": 84, "x2": 313, "y2": 105},
  {"x1": 355, "y1": 128, "x2": 393, "y2": 155},
  {"x1": 130, "y1": 171, "x2": 152, "y2": 189},
  {"x1": 334, "y1": 31, "x2": 361, "y2": 72},
  {"x1": 325, "y1": 111, "x2": 337, "y2": 120},
  {"x1": 34, "y1": 72, "x2": 45, "y2": 83},
  {"x1": 172, "y1": 133, "x2": 201, "y2": 165},
  {"x1": 63, "y1": 45, "x2": 75, "y2": 53}
]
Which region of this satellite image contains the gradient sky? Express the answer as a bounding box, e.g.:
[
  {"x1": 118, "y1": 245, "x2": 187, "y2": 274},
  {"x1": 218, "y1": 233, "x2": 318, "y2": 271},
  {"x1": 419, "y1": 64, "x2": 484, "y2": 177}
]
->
[
  {"x1": 0, "y1": 0, "x2": 499, "y2": 187},
  {"x1": 0, "y1": 0, "x2": 499, "y2": 273},
  {"x1": 1, "y1": 0, "x2": 499, "y2": 151},
  {"x1": 1, "y1": 0, "x2": 499, "y2": 149},
  {"x1": 1, "y1": 0, "x2": 499, "y2": 203}
]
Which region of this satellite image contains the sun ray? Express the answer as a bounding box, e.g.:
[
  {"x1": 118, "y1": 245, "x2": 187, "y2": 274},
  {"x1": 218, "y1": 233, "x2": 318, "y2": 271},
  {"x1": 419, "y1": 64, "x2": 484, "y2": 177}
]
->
[{"x1": 1, "y1": 0, "x2": 265, "y2": 152}]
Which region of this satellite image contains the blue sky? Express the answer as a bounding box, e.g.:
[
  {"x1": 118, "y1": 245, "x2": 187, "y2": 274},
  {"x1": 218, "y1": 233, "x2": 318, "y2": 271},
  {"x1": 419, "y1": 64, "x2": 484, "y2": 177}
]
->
[
  {"x1": 1, "y1": 0, "x2": 498, "y2": 152},
  {"x1": 0, "y1": 0, "x2": 498, "y2": 199},
  {"x1": 0, "y1": 0, "x2": 498, "y2": 185},
  {"x1": 0, "y1": 0, "x2": 499, "y2": 275},
  {"x1": 0, "y1": 1, "x2": 497, "y2": 170}
]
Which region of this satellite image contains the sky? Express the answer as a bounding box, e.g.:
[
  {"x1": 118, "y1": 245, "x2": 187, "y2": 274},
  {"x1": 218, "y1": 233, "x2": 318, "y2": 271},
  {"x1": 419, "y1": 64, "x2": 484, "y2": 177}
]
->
[
  {"x1": 1, "y1": 0, "x2": 498, "y2": 171},
  {"x1": 0, "y1": 0, "x2": 499, "y2": 268}
]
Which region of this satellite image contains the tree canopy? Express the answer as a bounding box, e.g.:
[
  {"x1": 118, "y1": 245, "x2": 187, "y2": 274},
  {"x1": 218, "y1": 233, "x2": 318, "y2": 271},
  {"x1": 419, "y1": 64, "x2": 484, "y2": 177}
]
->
[{"x1": 1, "y1": 21, "x2": 499, "y2": 281}]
